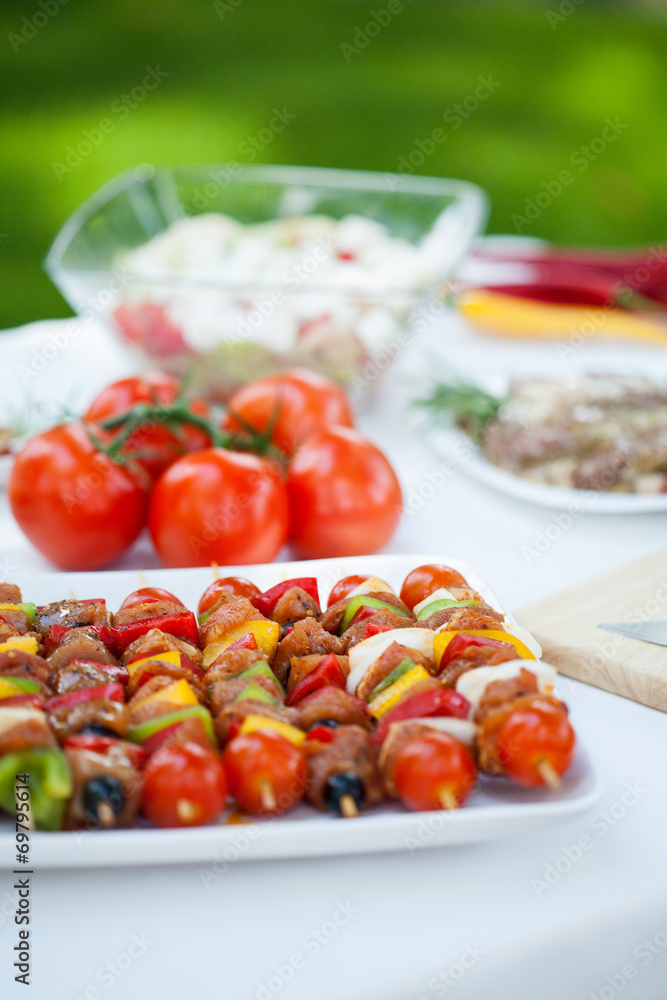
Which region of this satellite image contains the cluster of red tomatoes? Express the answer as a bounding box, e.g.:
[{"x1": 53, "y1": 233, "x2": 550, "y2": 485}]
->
[{"x1": 9, "y1": 369, "x2": 403, "y2": 571}]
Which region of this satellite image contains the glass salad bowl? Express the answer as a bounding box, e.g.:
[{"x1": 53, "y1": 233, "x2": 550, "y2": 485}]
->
[{"x1": 45, "y1": 164, "x2": 488, "y2": 400}]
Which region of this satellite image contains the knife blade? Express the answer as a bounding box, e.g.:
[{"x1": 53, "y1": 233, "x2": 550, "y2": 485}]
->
[{"x1": 599, "y1": 621, "x2": 667, "y2": 647}]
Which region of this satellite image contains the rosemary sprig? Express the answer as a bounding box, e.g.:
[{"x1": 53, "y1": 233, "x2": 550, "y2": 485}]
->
[{"x1": 416, "y1": 379, "x2": 507, "y2": 444}]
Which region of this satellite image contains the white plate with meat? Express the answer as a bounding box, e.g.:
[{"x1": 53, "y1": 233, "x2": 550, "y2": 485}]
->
[{"x1": 0, "y1": 554, "x2": 602, "y2": 869}]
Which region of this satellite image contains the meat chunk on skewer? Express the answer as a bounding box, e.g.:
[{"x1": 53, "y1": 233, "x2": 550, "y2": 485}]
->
[
  {"x1": 306, "y1": 724, "x2": 383, "y2": 815},
  {"x1": 272, "y1": 619, "x2": 345, "y2": 686}
]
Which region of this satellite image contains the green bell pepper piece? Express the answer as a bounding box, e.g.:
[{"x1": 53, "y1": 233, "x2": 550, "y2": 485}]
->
[
  {"x1": 416, "y1": 599, "x2": 479, "y2": 621},
  {"x1": 128, "y1": 705, "x2": 215, "y2": 745},
  {"x1": 338, "y1": 595, "x2": 410, "y2": 634},
  {"x1": 0, "y1": 747, "x2": 72, "y2": 831},
  {"x1": 234, "y1": 682, "x2": 280, "y2": 706},
  {"x1": 236, "y1": 661, "x2": 285, "y2": 697},
  {"x1": 367, "y1": 657, "x2": 416, "y2": 702}
]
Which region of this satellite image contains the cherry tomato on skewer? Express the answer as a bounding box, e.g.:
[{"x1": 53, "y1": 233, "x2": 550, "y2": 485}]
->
[
  {"x1": 141, "y1": 742, "x2": 228, "y2": 827},
  {"x1": 120, "y1": 586, "x2": 184, "y2": 610},
  {"x1": 223, "y1": 730, "x2": 307, "y2": 816},
  {"x1": 497, "y1": 702, "x2": 575, "y2": 788},
  {"x1": 198, "y1": 577, "x2": 262, "y2": 617},
  {"x1": 400, "y1": 564, "x2": 469, "y2": 611},
  {"x1": 327, "y1": 574, "x2": 372, "y2": 609},
  {"x1": 393, "y1": 732, "x2": 477, "y2": 811}
]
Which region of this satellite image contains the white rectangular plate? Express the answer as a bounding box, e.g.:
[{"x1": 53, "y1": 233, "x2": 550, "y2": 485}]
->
[{"x1": 0, "y1": 553, "x2": 601, "y2": 868}]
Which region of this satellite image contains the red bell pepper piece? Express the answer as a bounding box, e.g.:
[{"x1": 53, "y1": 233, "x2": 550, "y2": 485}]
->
[
  {"x1": 44, "y1": 623, "x2": 116, "y2": 656},
  {"x1": 110, "y1": 611, "x2": 200, "y2": 654},
  {"x1": 180, "y1": 654, "x2": 206, "y2": 680},
  {"x1": 363, "y1": 621, "x2": 396, "y2": 640},
  {"x1": 228, "y1": 633, "x2": 259, "y2": 651},
  {"x1": 252, "y1": 578, "x2": 320, "y2": 617},
  {"x1": 305, "y1": 725, "x2": 337, "y2": 744},
  {"x1": 64, "y1": 733, "x2": 146, "y2": 769},
  {"x1": 438, "y1": 633, "x2": 515, "y2": 671},
  {"x1": 68, "y1": 659, "x2": 130, "y2": 685},
  {"x1": 45, "y1": 683, "x2": 125, "y2": 712},
  {"x1": 373, "y1": 687, "x2": 471, "y2": 746},
  {"x1": 285, "y1": 653, "x2": 346, "y2": 706},
  {"x1": 0, "y1": 694, "x2": 44, "y2": 710}
]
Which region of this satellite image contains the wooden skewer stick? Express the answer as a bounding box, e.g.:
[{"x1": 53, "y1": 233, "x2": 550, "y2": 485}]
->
[
  {"x1": 538, "y1": 760, "x2": 562, "y2": 791},
  {"x1": 339, "y1": 794, "x2": 358, "y2": 819},
  {"x1": 211, "y1": 561, "x2": 220, "y2": 580},
  {"x1": 259, "y1": 780, "x2": 276, "y2": 812},
  {"x1": 137, "y1": 570, "x2": 147, "y2": 588},
  {"x1": 176, "y1": 799, "x2": 198, "y2": 823},
  {"x1": 439, "y1": 789, "x2": 458, "y2": 811},
  {"x1": 97, "y1": 802, "x2": 115, "y2": 829}
]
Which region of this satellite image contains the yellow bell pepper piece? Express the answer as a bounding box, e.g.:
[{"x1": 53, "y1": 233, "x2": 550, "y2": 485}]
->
[
  {"x1": 0, "y1": 678, "x2": 24, "y2": 699},
  {"x1": 458, "y1": 288, "x2": 667, "y2": 348},
  {"x1": 433, "y1": 629, "x2": 536, "y2": 668},
  {"x1": 132, "y1": 678, "x2": 198, "y2": 710},
  {"x1": 238, "y1": 714, "x2": 305, "y2": 746},
  {"x1": 202, "y1": 620, "x2": 280, "y2": 669},
  {"x1": 0, "y1": 636, "x2": 38, "y2": 655},
  {"x1": 368, "y1": 665, "x2": 430, "y2": 719},
  {"x1": 126, "y1": 650, "x2": 181, "y2": 678}
]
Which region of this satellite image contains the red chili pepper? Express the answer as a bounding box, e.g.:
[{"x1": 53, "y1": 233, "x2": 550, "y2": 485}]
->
[
  {"x1": 285, "y1": 653, "x2": 346, "y2": 706},
  {"x1": 110, "y1": 611, "x2": 200, "y2": 654},
  {"x1": 0, "y1": 694, "x2": 43, "y2": 709},
  {"x1": 252, "y1": 578, "x2": 320, "y2": 617},
  {"x1": 67, "y1": 659, "x2": 130, "y2": 685},
  {"x1": 437, "y1": 633, "x2": 515, "y2": 671},
  {"x1": 305, "y1": 725, "x2": 336, "y2": 744},
  {"x1": 64, "y1": 733, "x2": 146, "y2": 769},
  {"x1": 363, "y1": 622, "x2": 396, "y2": 640},
  {"x1": 373, "y1": 687, "x2": 471, "y2": 745},
  {"x1": 45, "y1": 683, "x2": 125, "y2": 712},
  {"x1": 228, "y1": 633, "x2": 259, "y2": 651}
]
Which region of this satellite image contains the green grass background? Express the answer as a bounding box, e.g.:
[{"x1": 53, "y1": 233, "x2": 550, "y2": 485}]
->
[{"x1": 1, "y1": 0, "x2": 667, "y2": 330}]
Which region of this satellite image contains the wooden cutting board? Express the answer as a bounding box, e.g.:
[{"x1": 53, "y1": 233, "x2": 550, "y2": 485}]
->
[{"x1": 514, "y1": 548, "x2": 667, "y2": 712}]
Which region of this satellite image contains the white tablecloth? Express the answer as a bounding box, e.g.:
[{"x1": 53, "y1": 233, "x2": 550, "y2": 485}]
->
[{"x1": 1, "y1": 315, "x2": 666, "y2": 1000}]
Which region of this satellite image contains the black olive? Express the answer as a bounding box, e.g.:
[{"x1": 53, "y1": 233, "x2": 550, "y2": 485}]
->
[
  {"x1": 309, "y1": 718, "x2": 341, "y2": 731},
  {"x1": 324, "y1": 771, "x2": 365, "y2": 817},
  {"x1": 83, "y1": 776, "x2": 125, "y2": 827},
  {"x1": 79, "y1": 723, "x2": 118, "y2": 738}
]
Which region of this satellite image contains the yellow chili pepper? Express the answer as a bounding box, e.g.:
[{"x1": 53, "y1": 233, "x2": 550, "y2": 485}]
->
[
  {"x1": 0, "y1": 636, "x2": 39, "y2": 655},
  {"x1": 238, "y1": 714, "x2": 305, "y2": 746},
  {"x1": 458, "y1": 288, "x2": 667, "y2": 347}
]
